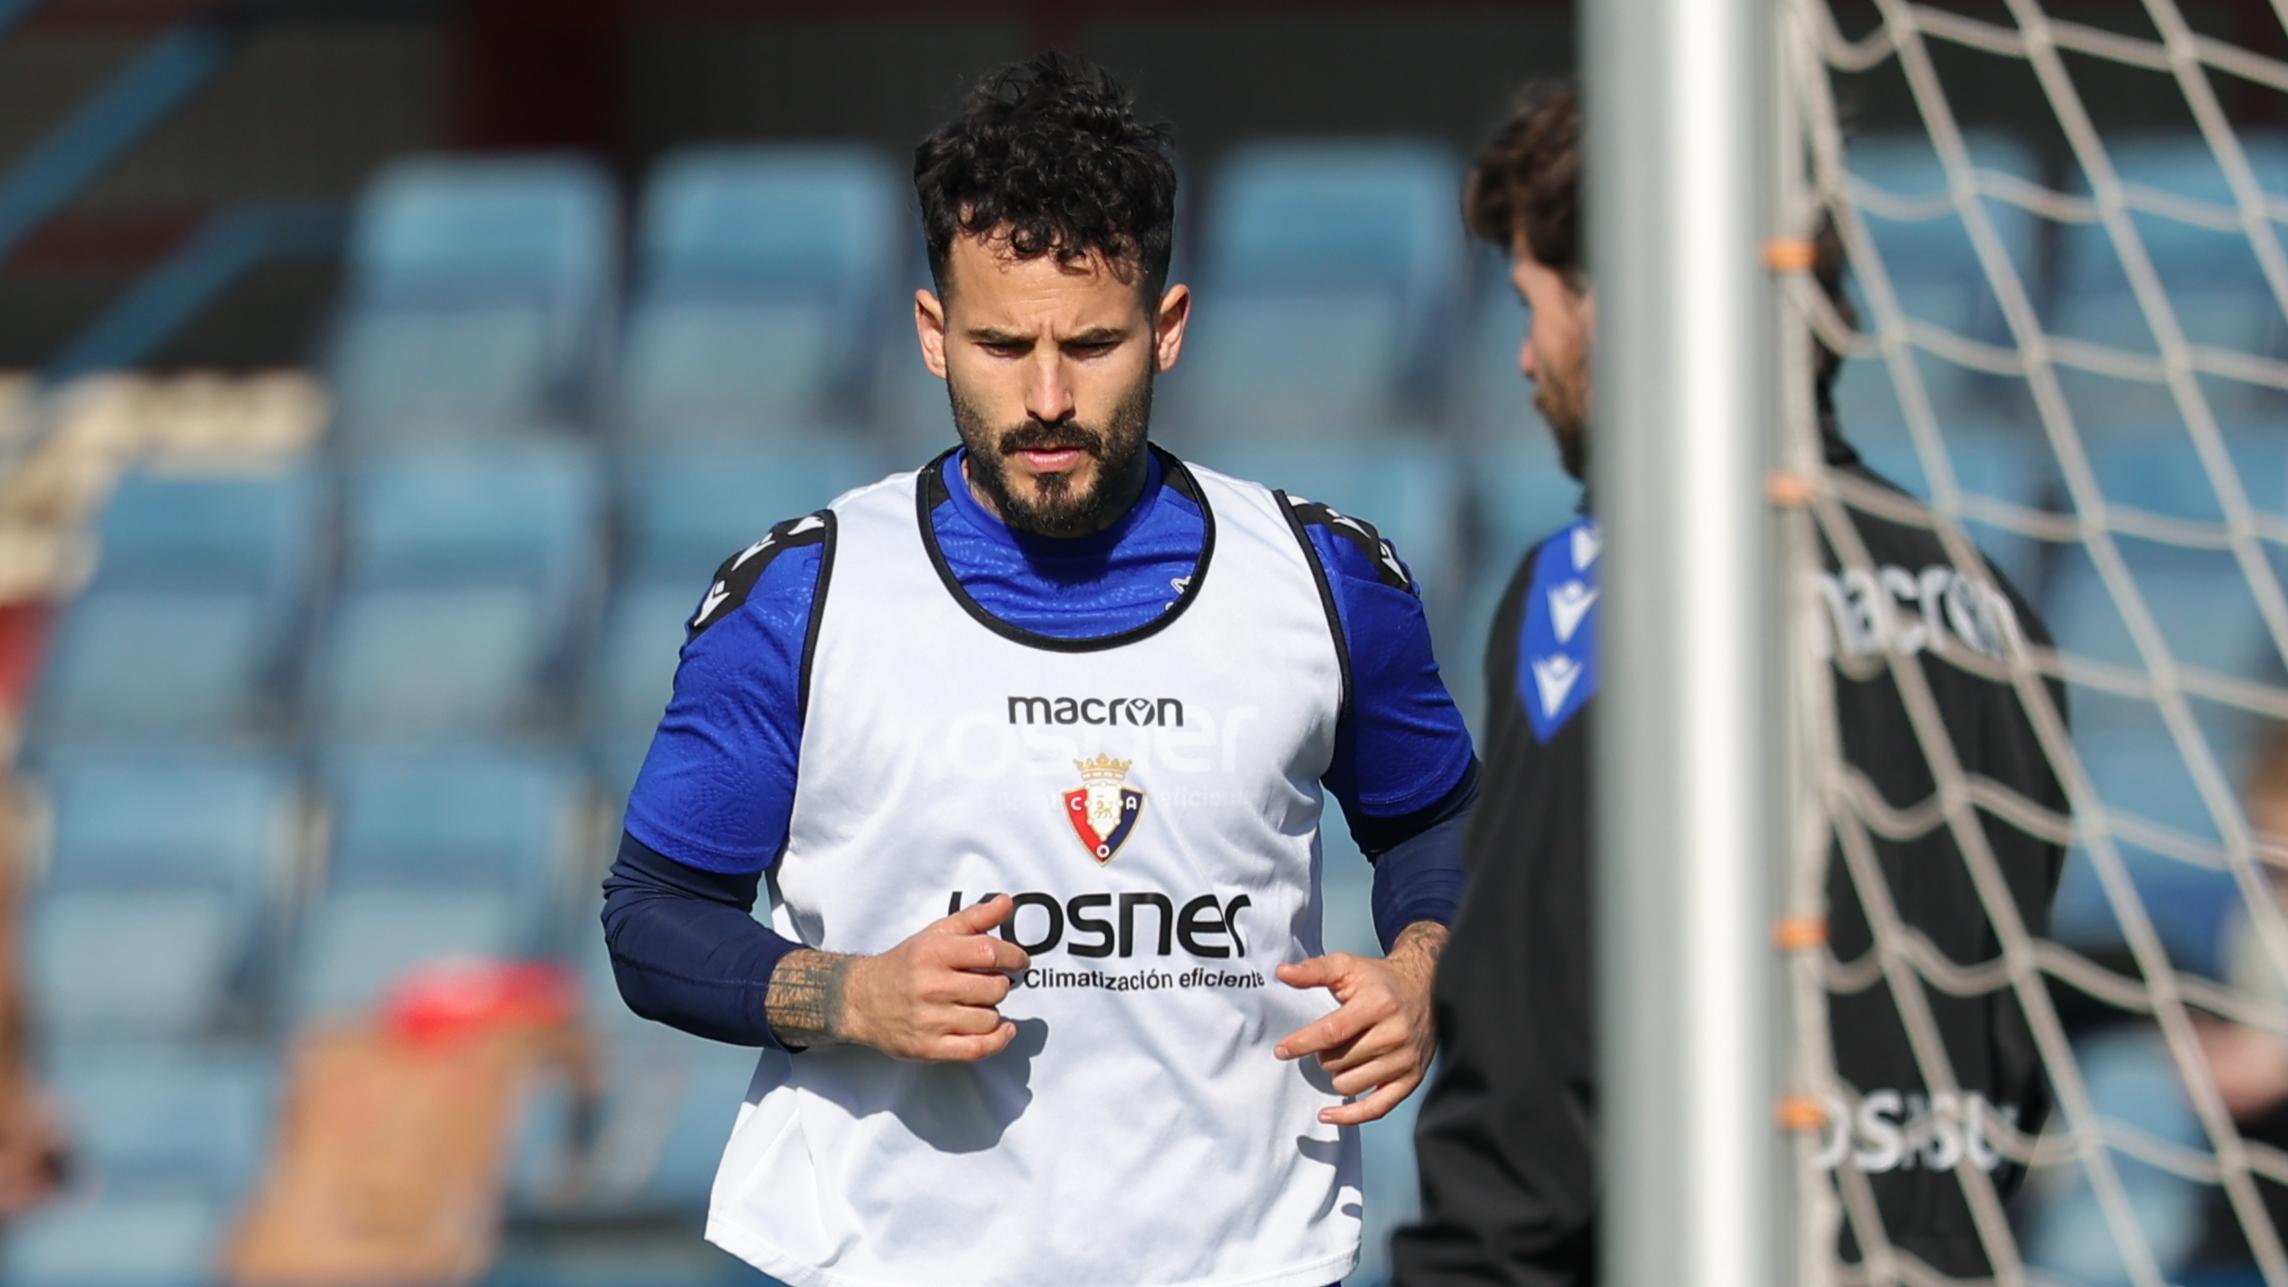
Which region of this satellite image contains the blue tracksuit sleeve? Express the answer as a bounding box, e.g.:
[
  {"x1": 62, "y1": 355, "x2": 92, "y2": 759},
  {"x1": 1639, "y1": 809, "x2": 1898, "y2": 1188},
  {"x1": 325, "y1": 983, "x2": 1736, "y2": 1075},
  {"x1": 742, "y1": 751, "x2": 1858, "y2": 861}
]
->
[
  {"x1": 621, "y1": 520, "x2": 825, "y2": 873},
  {"x1": 1296, "y1": 511, "x2": 1478, "y2": 950},
  {"x1": 602, "y1": 831, "x2": 803, "y2": 1048},
  {"x1": 605, "y1": 514, "x2": 833, "y2": 1046}
]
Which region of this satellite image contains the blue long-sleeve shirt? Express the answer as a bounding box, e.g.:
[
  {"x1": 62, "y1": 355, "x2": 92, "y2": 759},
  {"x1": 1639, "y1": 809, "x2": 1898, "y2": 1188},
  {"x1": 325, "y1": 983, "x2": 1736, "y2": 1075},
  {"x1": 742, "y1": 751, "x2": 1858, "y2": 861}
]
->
[{"x1": 603, "y1": 448, "x2": 1476, "y2": 1047}]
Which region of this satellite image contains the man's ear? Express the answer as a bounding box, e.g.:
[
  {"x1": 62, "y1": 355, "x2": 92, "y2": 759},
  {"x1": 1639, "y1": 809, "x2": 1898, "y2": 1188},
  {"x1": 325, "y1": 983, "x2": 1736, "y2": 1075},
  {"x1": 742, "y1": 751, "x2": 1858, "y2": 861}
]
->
[
  {"x1": 916, "y1": 288, "x2": 949, "y2": 379},
  {"x1": 1151, "y1": 283, "x2": 1191, "y2": 374}
]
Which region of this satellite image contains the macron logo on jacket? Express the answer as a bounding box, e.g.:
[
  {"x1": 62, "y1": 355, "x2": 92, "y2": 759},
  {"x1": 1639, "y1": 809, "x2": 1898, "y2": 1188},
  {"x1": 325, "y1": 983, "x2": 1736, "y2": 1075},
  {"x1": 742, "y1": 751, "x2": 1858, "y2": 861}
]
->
[{"x1": 1519, "y1": 518, "x2": 1601, "y2": 741}]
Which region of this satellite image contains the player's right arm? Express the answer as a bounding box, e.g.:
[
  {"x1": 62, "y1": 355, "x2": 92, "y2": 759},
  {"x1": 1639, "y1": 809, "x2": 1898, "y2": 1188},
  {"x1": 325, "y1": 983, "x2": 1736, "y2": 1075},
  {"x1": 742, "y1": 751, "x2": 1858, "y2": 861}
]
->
[
  {"x1": 601, "y1": 518, "x2": 1023, "y2": 1061},
  {"x1": 763, "y1": 903, "x2": 1028, "y2": 1059}
]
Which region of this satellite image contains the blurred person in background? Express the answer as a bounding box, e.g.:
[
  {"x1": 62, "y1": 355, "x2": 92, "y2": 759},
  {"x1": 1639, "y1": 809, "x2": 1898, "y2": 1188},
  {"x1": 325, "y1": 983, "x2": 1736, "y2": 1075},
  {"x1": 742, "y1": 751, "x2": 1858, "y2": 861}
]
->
[
  {"x1": 1391, "y1": 83, "x2": 2070, "y2": 1285},
  {"x1": 600, "y1": 53, "x2": 1480, "y2": 1287},
  {"x1": 2197, "y1": 723, "x2": 2288, "y2": 1273},
  {"x1": 2021, "y1": 719, "x2": 2288, "y2": 1286},
  {"x1": 0, "y1": 808, "x2": 64, "y2": 1218}
]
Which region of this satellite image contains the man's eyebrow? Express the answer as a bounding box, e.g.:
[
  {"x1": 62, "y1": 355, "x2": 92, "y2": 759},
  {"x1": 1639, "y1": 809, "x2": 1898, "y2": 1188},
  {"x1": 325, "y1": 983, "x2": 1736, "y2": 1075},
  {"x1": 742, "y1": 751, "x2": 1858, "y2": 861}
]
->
[
  {"x1": 966, "y1": 327, "x2": 1033, "y2": 344},
  {"x1": 1063, "y1": 327, "x2": 1127, "y2": 346}
]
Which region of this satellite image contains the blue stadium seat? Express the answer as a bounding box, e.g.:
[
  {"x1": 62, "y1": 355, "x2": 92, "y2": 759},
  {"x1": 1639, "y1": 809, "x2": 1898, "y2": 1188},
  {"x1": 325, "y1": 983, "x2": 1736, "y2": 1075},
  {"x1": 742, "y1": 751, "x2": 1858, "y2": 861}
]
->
[
  {"x1": 1449, "y1": 274, "x2": 1532, "y2": 442},
  {"x1": 866, "y1": 242, "x2": 965, "y2": 458},
  {"x1": 1845, "y1": 421, "x2": 2054, "y2": 589},
  {"x1": 27, "y1": 753, "x2": 295, "y2": 1040},
  {"x1": 1165, "y1": 141, "x2": 1466, "y2": 437},
  {"x1": 2044, "y1": 541, "x2": 2281, "y2": 688},
  {"x1": 593, "y1": 577, "x2": 693, "y2": 767},
  {"x1": 1180, "y1": 441, "x2": 1468, "y2": 624},
  {"x1": 1466, "y1": 434, "x2": 1591, "y2": 574},
  {"x1": 1828, "y1": 350, "x2": 1901, "y2": 432},
  {"x1": 329, "y1": 156, "x2": 617, "y2": 439},
  {"x1": 591, "y1": 739, "x2": 655, "y2": 829},
  {"x1": 2053, "y1": 133, "x2": 2288, "y2": 353},
  {"x1": 290, "y1": 890, "x2": 528, "y2": 1021},
  {"x1": 2078, "y1": 424, "x2": 2288, "y2": 521},
  {"x1": 352, "y1": 158, "x2": 615, "y2": 302},
  {"x1": 311, "y1": 442, "x2": 602, "y2": 743},
  {"x1": 2037, "y1": 432, "x2": 2288, "y2": 692},
  {"x1": 509, "y1": 926, "x2": 756, "y2": 1219},
  {"x1": 0, "y1": 1189, "x2": 236, "y2": 1287},
  {"x1": 331, "y1": 309, "x2": 564, "y2": 437},
  {"x1": 593, "y1": 443, "x2": 877, "y2": 743},
  {"x1": 0, "y1": 1044, "x2": 277, "y2": 1287},
  {"x1": 510, "y1": 1033, "x2": 757, "y2": 1219},
  {"x1": 323, "y1": 746, "x2": 577, "y2": 895},
  {"x1": 34, "y1": 467, "x2": 320, "y2": 747},
  {"x1": 617, "y1": 443, "x2": 880, "y2": 585},
  {"x1": 870, "y1": 335, "x2": 953, "y2": 459},
  {"x1": 91, "y1": 467, "x2": 320, "y2": 592},
  {"x1": 2020, "y1": 1026, "x2": 2214, "y2": 1283},
  {"x1": 1841, "y1": 132, "x2": 2045, "y2": 430},
  {"x1": 287, "y1": 747, "x2": 582, "y2": 1020},
  {"x1": 2048, "y1": 133, "x2": 2288, "y2": 435},
  {"x1": 45, "y1": 1043, "x2": 276, "y2": 1192},
  {"x1": 2049, "y1": 725, "x2": 2248, "y2": 978},
  {"x1": 621, "y1": 148, "x2": 902, "y2": 438},
  {"x1": 1844, "y1": 132, "x2": 2044, "y2": 340}
]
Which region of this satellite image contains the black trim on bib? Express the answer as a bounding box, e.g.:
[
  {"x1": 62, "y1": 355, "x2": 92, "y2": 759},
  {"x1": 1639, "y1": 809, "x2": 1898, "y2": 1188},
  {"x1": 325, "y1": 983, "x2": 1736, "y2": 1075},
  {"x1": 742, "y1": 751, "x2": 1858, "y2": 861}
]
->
[
  {"x1": 689, "y1": 509, "x2": 836, "y2": 641},
  {"x1": 1284, "y1": 498, "x2": 1414, "y2": 594},
  {"x1": 914, "y1": 444, "x2": 1216, "y2": 654},
  {"x1": 796, "y1": 511, "x2": 838, "y2": 724},
  {"x1": 1275, "y1": 490, "x2": 1354, "y2": 722}
]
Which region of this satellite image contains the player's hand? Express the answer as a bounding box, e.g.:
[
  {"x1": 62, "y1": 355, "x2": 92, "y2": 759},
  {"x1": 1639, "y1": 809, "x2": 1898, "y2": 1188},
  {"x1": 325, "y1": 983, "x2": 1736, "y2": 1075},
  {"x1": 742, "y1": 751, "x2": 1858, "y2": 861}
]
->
[
  {"x1": 1272, "y1": 924, "x2": 1445, "y2": 1125},
  {"x1": 843, "y1": 895, "x2": 1030, "y2": 1063}
]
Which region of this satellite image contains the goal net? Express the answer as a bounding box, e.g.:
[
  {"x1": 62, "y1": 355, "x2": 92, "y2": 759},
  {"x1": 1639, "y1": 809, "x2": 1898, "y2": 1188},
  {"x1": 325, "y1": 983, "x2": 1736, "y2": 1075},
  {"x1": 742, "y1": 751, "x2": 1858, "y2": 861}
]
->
[{"x1": 1782, "y1": 2, "x2": 2288, "y2": 1283}]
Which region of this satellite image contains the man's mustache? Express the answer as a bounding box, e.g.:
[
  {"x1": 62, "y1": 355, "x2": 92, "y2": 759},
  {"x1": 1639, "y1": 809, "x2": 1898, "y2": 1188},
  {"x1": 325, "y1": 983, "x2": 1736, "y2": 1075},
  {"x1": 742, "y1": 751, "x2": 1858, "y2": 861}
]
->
[{"x1": 999, "y1": 423, "x2": 1104, "y2": 457}]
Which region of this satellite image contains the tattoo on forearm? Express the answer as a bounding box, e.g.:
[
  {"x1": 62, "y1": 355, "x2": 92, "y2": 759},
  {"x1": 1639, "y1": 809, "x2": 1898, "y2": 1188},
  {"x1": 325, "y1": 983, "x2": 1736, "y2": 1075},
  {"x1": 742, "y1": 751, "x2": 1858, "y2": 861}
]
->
[
  {"x1": 766, "y1": 949, "x2": 854, "y2": 1047},
  {"x1": 1393, "y1": 921, "x2": 1448, "y2": 967}
]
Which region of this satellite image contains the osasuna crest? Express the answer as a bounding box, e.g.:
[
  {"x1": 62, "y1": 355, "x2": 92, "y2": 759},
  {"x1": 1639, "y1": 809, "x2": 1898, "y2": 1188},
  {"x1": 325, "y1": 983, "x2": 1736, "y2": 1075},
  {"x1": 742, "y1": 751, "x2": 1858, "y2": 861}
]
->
[{"x1": 1063, "y1": 753, "x2": 1145, "y2": 864}]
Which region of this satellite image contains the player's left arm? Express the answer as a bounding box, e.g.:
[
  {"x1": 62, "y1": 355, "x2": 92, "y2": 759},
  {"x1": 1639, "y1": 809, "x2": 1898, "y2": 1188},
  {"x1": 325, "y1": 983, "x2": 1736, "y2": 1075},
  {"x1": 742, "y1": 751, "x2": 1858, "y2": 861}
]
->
[{"x1": 1277, "y1": 509, "x2": 1480, "y2": 1125}]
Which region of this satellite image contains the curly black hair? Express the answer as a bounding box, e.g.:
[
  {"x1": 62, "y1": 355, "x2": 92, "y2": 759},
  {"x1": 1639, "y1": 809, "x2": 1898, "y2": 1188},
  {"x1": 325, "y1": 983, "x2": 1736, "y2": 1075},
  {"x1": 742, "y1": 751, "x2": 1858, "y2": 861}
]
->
[{"x1": 914, "y1": 53, "x2": 1178, "y2": 299}]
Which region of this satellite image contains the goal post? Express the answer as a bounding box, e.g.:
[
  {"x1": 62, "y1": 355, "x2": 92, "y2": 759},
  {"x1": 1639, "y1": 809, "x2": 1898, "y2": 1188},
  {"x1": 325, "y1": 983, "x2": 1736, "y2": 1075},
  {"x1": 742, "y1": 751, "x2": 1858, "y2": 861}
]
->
[
  {"x1": 1587, "y1": 1, "x2": 1799, "y2": 1285},
  {"x1": 1759, "y1": 2, "x2": 2288, "y2": 1284}
]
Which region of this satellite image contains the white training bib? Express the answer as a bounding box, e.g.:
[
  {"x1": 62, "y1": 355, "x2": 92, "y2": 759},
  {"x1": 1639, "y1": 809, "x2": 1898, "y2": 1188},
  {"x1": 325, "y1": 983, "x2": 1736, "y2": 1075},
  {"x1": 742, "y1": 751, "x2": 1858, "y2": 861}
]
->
[{"x1": 703, "y1": 452, "x2": 1360, "y2": 1287}]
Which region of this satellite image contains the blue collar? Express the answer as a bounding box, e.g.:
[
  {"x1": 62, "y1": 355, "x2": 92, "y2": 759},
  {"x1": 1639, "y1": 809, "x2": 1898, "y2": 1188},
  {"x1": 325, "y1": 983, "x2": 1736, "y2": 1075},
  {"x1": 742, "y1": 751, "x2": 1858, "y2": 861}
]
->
[{"x1": 937, "y1": 446, "x2": 1166, "y2": 557}]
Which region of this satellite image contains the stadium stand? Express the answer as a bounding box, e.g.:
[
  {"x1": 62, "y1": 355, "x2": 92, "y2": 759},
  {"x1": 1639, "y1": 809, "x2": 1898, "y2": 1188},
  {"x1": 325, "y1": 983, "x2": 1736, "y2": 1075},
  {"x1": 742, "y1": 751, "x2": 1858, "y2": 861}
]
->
[
  {"x1": 287, "y1": 748, "x2": 582, "y2": 1021},
  {"x1": 31, "y1": 468, "x2": 320, "y2": 749},
  {"x1": 8, "y1": 128, "x2": 2284, "y2": 1285},
  {"x1": 308, "y1": 441, "x2": 603, "y2": 744},
  {"x1": 618, "y1": 147, "x2": 903, "y2": 440},
  {"x1": 327, "y1": 158, "x2": 618, "y2": 445},
  {"x1": 1159, "y1": 141, "x2": 1468, "y2": 440},
  {"x1": 25, "y1": 751, "x2": 297, "y2": 1041}
]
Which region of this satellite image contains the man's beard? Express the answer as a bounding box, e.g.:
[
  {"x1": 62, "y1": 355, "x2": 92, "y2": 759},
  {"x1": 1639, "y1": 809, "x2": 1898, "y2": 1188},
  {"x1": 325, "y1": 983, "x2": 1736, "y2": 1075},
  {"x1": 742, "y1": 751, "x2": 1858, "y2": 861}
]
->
[
  {"x1": 951, "y1": 371, "x2": 1154, "y2": 538},
  {"x1": 1536, "y1": 357, "x2": 1592, "y2": 482}
]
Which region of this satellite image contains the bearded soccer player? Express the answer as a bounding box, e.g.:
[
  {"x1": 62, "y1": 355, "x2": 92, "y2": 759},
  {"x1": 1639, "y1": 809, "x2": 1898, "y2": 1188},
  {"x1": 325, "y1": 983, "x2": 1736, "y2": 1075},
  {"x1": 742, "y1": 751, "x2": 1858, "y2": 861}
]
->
[
  {"x1": 1390, "y1": 85, "x2": 2069, "y2": 1284},
  {"x1": 599, "y1": 54, "x2": 1478, "y2": 1287}
]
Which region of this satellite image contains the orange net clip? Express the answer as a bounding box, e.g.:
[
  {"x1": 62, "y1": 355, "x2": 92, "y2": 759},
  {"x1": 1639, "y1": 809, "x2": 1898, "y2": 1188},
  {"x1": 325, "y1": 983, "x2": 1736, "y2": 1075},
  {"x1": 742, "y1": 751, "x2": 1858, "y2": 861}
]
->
[
  {"x1": 1766, "y1": 471, "x2": 1814, "y2": 508},
  {"x1": 1773, "y1": 916, "x2": 1830, "y2": 951},
  {"x1": 1776, "y1": 1094, "x2": 1830, "y2": 1133},
  {"x1": 1764, "y1": 237, "x2": 1818, "y2": 272}
]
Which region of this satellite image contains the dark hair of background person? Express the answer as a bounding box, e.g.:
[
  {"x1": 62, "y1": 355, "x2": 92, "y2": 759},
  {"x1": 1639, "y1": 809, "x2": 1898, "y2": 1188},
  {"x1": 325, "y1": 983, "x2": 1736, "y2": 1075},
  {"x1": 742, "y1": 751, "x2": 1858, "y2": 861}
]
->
[
  {"x1": 1463, "y1": 82, "x2": 1857, "y2": 405},
  {"x1": 913, "y1": 52, "x2": 1180, "y2": 301}
]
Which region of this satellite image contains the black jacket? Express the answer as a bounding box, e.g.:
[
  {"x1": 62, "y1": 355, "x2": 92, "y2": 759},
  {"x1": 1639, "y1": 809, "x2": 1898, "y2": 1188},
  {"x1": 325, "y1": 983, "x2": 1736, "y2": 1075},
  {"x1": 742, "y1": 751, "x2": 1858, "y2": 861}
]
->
[{"x1": 1392, "y1": 437, "x2": 2069, "y2": 1284}]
